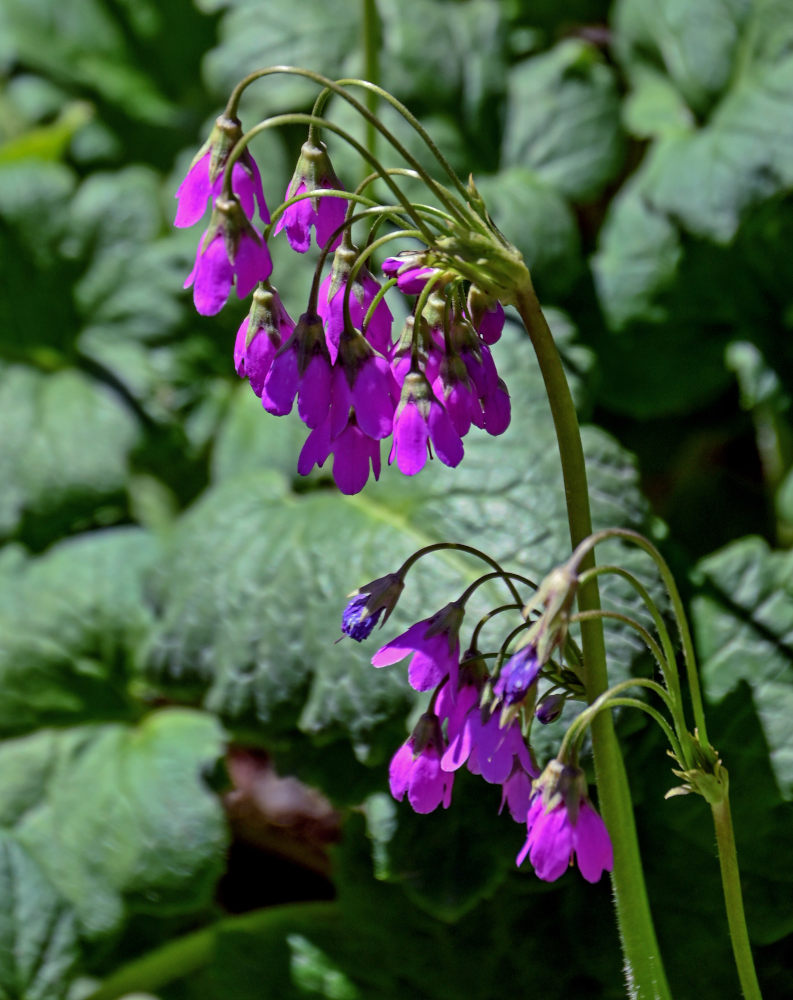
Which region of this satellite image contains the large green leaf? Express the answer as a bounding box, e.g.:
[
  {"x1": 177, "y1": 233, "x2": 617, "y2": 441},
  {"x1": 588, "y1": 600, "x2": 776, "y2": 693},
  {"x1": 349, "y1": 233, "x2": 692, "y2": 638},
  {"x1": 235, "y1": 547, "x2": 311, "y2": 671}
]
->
[
  {"x1": 144, "y1": 326, "x2": 657, "y2": 795},
  {"x1": 691, "y1": 536, "x2": 793, "y2": 799},
  {"x1": 0, "y1": 365, "x2": 140, "y2": 543},
  {"x1": 4, "y1": 709, "x2": 227, "y2": 939},
  {"x1": 0, "y1": 833, "x2": 80, "y2": 1000},
  {"x1": 0, "y1": 528, "x2": 157, "y2": 735},
  {"x1": 502, "y1": 38, "x2": 625, "y2": 201}
]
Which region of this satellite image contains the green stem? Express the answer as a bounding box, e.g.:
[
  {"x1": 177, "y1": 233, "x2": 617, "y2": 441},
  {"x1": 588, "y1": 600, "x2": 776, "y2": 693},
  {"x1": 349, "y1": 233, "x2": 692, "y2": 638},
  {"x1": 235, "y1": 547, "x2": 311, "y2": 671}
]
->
[
  {"x1": 711, "y1": 796, "x2": 763, "y2": 999},
  {"x1": 361, "y1": 0, "x2": 379, "y2": 173},
  {"x1": 515, "y1": 281, "x2": 671, "y2": 1000}
]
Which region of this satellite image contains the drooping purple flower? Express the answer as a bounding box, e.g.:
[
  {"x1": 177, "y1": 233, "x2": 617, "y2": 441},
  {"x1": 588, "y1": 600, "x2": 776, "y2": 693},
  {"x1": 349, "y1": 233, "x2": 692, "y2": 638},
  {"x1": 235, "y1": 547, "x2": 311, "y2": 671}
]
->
[
  {"x1": 341, "y1": 572, "x2": 405, "y2": 641},
  {"x1": 329, "y1": 340, "x2": 396, "y2": 441},
  {"x1": 274, "y1": 139, "x2": 347, "y2": 253},
  {"x1": 493, "y1": 643, "x2": 541, "y2": 706},
  {"x1": 467, "y1": 285, "x2": 505, "y2": 345},
  {"x1": 389, "y1": 713, "x2": 453, "y2": 813},
  {"x1": 500, "y1": 766, "x2": 533, "y2": 823},
  {"x1": 442, "y1": 704, "x2": 535, "y2": 786},
  {"x1": 535, "y1": 693, "x2": 566, "y2": 725},
  {"x1": 261, "y1": 313, "x2": 333, "y2": 428},
  {"x1": 516, "y1": 761, "x2": 613, "y2": 883},
  {"x1": 234, "y1": 284, "x2": 294, "y2": 397},
  {"x1": 382, "y1": 253, "x2": 438, "y2": 294},
  {"x1": 372, "y1": 602, "x2": 464, "y2": 692},
  {"x1": 298, "y1": 414, "x2": 382, "y2": 495},
  {"x1": 184, "y1": 198, "x2": 272, "y2": 316},
  {"x1": 431, "y1": 356, "x2": 485, "y2": 438},
  {"x1": 389, "y1": 371, "x2": 464, "y2": 476},
  {"x1": 318, "y1": 243, "x2": 393, "y2": 362}
]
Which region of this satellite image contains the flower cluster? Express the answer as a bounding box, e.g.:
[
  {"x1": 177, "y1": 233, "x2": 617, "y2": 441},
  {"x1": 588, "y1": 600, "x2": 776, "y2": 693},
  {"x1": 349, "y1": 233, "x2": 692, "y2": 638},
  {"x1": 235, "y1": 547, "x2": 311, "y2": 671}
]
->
[
  {"x1": 342, "y1": 565, "x2": 612, "y2": 883},
  {"x1": 176, "y1": 119, "x2": 513, "y2": 494}
]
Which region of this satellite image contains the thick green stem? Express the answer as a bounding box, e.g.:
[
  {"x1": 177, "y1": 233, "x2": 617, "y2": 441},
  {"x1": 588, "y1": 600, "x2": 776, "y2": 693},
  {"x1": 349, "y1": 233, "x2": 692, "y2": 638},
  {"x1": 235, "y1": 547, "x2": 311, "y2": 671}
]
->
[
  {"x1": 516, "y1": 282, "x2": 671, "y2": 1000},
  {"x1": 711, "y1": 796, "x2": 763, "y2": 999},
  {"x1": 361, "y1": 0, "x2": 379, "y2": 172}
]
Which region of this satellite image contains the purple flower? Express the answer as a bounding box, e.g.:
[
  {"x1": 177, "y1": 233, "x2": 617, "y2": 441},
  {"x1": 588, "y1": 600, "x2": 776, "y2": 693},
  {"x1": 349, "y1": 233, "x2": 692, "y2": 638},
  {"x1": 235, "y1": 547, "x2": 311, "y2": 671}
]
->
[
  {"x1": 184, "y1": 199, "x2": 272, "y2": 316},
  {"x1": 329, "y1": 345, "x2": 396, "y2": 441},
  {"x1": 467, "y1": 285, "x2": 505, "y2": 345},
  {"x1": 389, "y1": 371, "x2": 464, "y2": 476},
  {"x1": 536, "y1": 693, "x2": 566, "y2": 725},
  {"x1": 493, "y1": 643, "x2": 541, "y2": 706},
  {"x1": 516, "y1": 761, "x2": 613, "y2": 883},
  {"x1": 500, "y1": 766, "x2": 533, "y2": 823},
  {"x1": 175, "y1": 115, "x2": 269, "y2": 228},
  {"x1": 382, "y1": 254, "x2": 438, "y2": 295},
  {"x1": 372, "y1": 602, "x2": 464, "y2": 692},
  {"x1": 318, "y1": 244, "x2": 393, "y2": 362},
  {"x1": 341, "y1": 572, "x2": 404, "y2": 641},
  {"x1": 298, "y1": 414, "x2": 382, "y2": 495},
  {"x1": 389, "y1": 713, "x2": 453, "y2": 813},
  {"x1": 274, "y1": 139, "x2": 347, "y2": 253},
  {"x1": 431, "y1": 356, "x2": 484, "y2": 438},
  {"x1": 234, "y1": 285, "x2": 294, "y2": 397},
  {"x1": 261, "y1": 313, "x2": 333, "y2": 428},
  {"x1": 442, "y1": 704, "x2": 534, "y2": 785}
]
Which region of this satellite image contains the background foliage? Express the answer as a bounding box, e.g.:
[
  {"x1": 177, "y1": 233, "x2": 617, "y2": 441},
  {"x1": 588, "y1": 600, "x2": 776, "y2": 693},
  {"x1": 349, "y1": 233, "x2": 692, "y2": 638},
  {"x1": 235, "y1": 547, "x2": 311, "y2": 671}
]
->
[{"x1": 1, "y1": 0, "x2": 792, "y2": 996}]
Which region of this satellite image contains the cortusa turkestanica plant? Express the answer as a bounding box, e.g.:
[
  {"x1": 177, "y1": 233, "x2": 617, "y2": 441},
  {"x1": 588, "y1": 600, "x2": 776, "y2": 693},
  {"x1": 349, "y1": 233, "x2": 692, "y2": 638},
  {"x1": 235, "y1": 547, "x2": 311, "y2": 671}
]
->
[{"x1": 176, "y1": 67, "x2": 763, "y2": 1000}]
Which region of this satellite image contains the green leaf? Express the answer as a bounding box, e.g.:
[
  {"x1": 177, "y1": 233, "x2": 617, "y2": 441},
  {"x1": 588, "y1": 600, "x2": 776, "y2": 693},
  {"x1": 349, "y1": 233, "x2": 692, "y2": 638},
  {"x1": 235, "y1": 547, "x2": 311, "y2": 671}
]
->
[
  {"x1": 145, "y1": 328, "x2": 656, "y2": 796},
  {"x1": 502, "y1": 38, "x2": 625, "y2": 201},
  {"x1": 0, "y1": 832, "x2": 80, "y2": 1000},
  {"x1": 691, "y1": 536, "x2": 793, "y2": 799},
  {"x1": 0, "y1": 528, "x2": 158, "y2": 735},
  {"x1": 613, "y1": 0, "x2": 751, "y2": 118},
  {"x1": 0, "y1": 365, "x2": 140, "y2": 543},
  {"x1": 7, "y1": 709, "x2": 228, "y2": 938}
]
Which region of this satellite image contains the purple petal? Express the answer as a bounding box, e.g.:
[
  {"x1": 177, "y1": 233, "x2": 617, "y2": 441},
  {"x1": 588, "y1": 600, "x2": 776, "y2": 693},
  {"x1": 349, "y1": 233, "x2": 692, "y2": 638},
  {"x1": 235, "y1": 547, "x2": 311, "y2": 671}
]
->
[
  {"x1": 371, "y1": 620, "x2": 428, "y2": 667},
  {"x1": 235, "y1": 231, "x2": 272, "y2": 298},
  {"x1": 484, "y1": 381, "x2": 511, "y2": 436},
  {"x1": 298, "y1": 355, "x2": 332, "y2": 428},
  {"x1": 329, "y1": 366, "x2": 354, "y2": 439},
  {"x1": 189, "y1": 233, "x2": 233, "y2": 316},
  {"x1": 427, "y1": 402, "x2": 464, "y2": 468},
  {"x1": 262, "y1": 346, "x2": 299, "y2": 415},
  {"x1": 574, "y1": 802, "x2": 613, "y2": 883},
  {"x1": 175, "y1": 153, "x2": 211, "y2": 228},
  {"x1": 244, "y1": 330, "x2": 280, "y2": 397},
  {"x1": 353, "y1": 357, "x2": 395, "y2": 439},
  {"x1": 297, "y1": 419, "x2": 332, "y2": 475},
  {"x1": 408, "y1": 750, "x2": 447, "y2": 813},
  {"x1": 234, "y1": 318, "x2": 249, "y2": 377},
  {"x1": 529, "y1": 806, "x2": 573, "y2": 882},
  {"x1": 477, "y1": 301, "x2": 505, "y2": 345},
  {"x1": 392, "y1": 402, "x2": 428, "y2": 475},
  {"x1": 389, "y1": 743, "x2": 414, "y2": 801},
  {"x1": 313, "y1": 185, "x2": 347, "y2": 251},
  {"x1": 332, "y1": 423, "x2": 374, "y2": 495}
]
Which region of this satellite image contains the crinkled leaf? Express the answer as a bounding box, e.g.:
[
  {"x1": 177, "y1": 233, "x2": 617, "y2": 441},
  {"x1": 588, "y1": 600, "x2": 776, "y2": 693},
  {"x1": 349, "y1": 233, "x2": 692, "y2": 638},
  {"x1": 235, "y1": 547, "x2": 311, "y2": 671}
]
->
[
  {"x1": 0, "y1": 365, "x2": 140, "y2": 542},
  {"x1": 502, "y1": 38, "x2": 625, "y2": 201},
  {"x1": 0, "y1": 833, "x2": 80, "y2": 1000},
  {"x1": 8, "y1": 709, "x2": 227, "y2": 938},
  {"x1": 0, "y1": 528, "x2": 158, "y2": 735},
  {"x1": 145, "y1": 326, "x2": 657, "y2": 797},
  {"x1": 691, "y1": 536, "x2": 793, "y2": 798}
]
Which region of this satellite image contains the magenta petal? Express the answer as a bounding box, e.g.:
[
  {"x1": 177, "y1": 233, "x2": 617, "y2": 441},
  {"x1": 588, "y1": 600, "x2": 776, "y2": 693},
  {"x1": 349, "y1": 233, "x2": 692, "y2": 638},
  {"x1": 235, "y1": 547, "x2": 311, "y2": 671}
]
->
[
  {"x1": 297, "y1": 419, "x2": 332, "y2": 475},
  {"x1": 353, "y1": 358, "x2": 395, "y2": 439},
  {"x1": 314, "y1": 187, "x2": 346, "y2": 251},
  {"x1": 408, "y1": 751, "x2": 446, "y2": 813},
  {"x1": 478, "y1": 301, "x2": 505, "y2": 345},
  {"x1": 441, "y1": 717, "x2": 474, "y2": 772},
  {"x1": 245, "y1": 332, "x2": 279, "y2": 397},
  {"x1": 428, "y1": 403, "x2": 464, "y2": 468},
  {"x1": 575, "y1": 802, "x2": 613, "y2": 883},
  {"x1": 298, "y1": 355, "x2": 332, "y2": 428},
  {"x1": 332, "y1": 424, "x2": 372, "y2": 495},
  {"x1": 501, "y1": 770, "x2": 532, "y2": 823},
  {"x1": 234, "y1": 318, "x2": 248, "y2": 377},
  {"x1": 407, "y1": 647, "x2": 448, "y2": 692},
  {"x1": 262, "y1": 347, "x2": 299, "y2": 415},
  {"x1": 371, "y1": 620, "x2": 427, "y2": 667},
  {"x1": 280, "y1": 189, "x2": 313, "y2": 253},
  {"x1": 393, "y1": 403, "x2": 428, "y2": 475},
  {"x1": 190, "y1": 234, "x2": 233, "y2": 316},
  {"x1": 175, "y1": 153, "x2": 211, "y2": 228},
  {"x1": 235, "y1": 232, "x2": 272, "y2": 298},
  {"x1": 389, "y1": 743, "x2": 414, "y2": 801},
  {"x1": 529, "y1": 807, "x2": 573, "y2": 882},
  {"x1": 484, "y1": 383, "x2": 511, "y2": 436}
]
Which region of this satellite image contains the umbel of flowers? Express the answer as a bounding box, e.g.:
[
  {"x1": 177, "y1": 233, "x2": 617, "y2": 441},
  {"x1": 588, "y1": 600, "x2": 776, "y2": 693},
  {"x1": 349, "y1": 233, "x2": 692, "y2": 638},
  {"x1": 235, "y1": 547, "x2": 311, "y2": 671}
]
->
[
  {"x1": 175, "y1": 70, "x2": 527, "y2": 495},
  {"x1": 175, "y1": 68, "x2": 762, "y2": 999}
]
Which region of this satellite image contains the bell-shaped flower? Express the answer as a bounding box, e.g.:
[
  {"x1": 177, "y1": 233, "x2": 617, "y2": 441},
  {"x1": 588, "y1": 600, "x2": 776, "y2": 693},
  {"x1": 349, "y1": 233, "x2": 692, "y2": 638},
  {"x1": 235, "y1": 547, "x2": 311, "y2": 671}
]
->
[
  {"x1": 175, "y1": 114, "x2": 268, "y2": 228},
  {"x1": 372, "y1": 602, "x2": 464, "y2": 692},
  {"x1": 274, "y1": 139, "x2": 347, "y2": 253},
  {"x1": 297, "y1": 413, "x2": 382, "y2": 495},
  {"x1": 382, "y1": 252, "x2": 438, "y2": 295},
  {"x1": 467, "y1": 284, "x2": 505, "y2": 345},
  {"x1": 389, "y1": 713, "x2": 453, "y2": 814},
  {"x1": 493, "y1": 642, "x2": 541, "y2": 707},
  {"x1": 516, "y1": 760, "x2": 613, "y2": 883},
  {"x1": 341, "y1": 572, "x2": 405, "y2": 641},
  {"x1": 184, "y1": 197, "x2": 272, "y2": 316},
  {"x1": 261, "y1": 312, "x2": 333, "y2": 428},
  {"x1": 234, "y1": 284, "x2": 294, "y2": 397},
  {"x1": 389, "y1": 370, "x2": 464, "y2": 476},
  {"x1": 318, "y1": 242, "x2": 393, "y2": 362}
]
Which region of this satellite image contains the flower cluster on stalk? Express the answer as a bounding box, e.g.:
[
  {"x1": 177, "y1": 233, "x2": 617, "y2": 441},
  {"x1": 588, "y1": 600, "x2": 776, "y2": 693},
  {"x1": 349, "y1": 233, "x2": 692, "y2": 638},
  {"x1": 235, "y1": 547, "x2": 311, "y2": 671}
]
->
[
  {"x1": 341, "y1": 558, "x2": 613, "y2": 885},
  {"x1": 175, "y1": 95, "x2": 527, "y2": 495}
]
